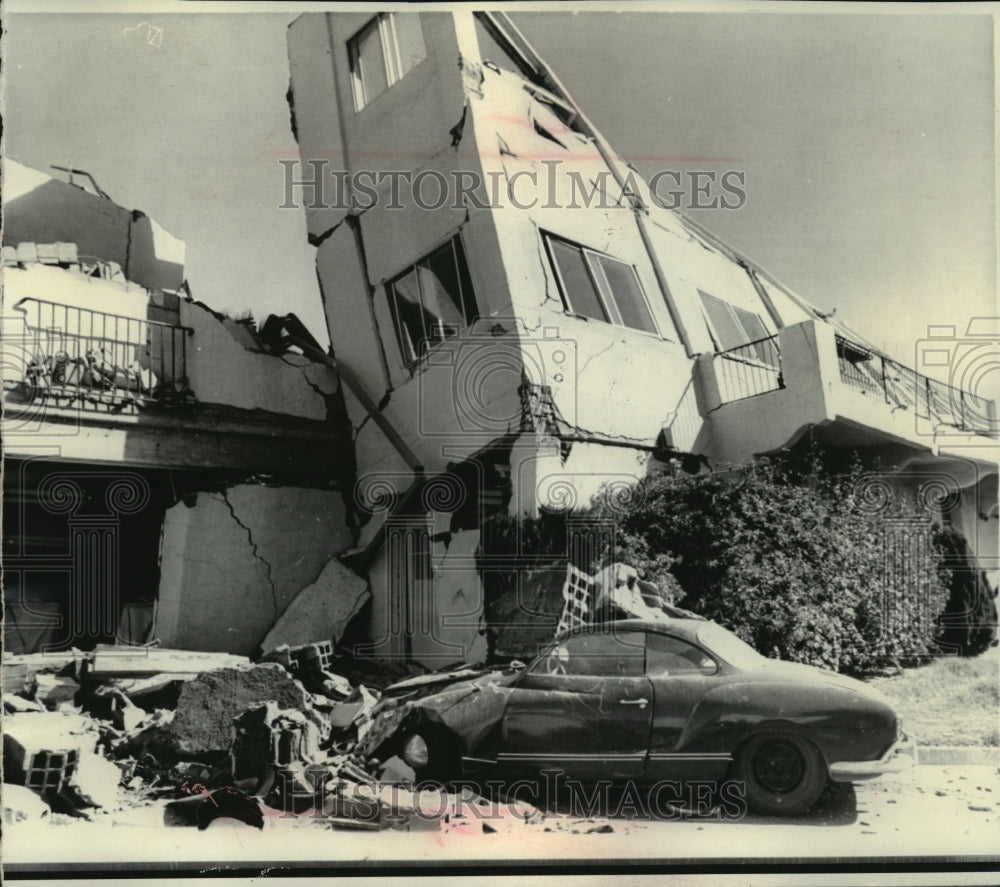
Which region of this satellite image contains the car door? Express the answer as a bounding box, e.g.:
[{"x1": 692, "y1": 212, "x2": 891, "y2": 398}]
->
[
  {"x1": 642, "y1": 631, "x2": 730, "y2": 782},
  {"x1": 498, "y1": 628, "x2": 652, "y2": 780}
]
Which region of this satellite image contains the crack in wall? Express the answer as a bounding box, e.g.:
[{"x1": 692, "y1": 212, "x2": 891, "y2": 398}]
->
[
  {"x1": 336, "y1": 580, "x2": 371, "y2": 636},
  {"x1": 215, "y1": 490, "x2": 280, "y2": 617}
]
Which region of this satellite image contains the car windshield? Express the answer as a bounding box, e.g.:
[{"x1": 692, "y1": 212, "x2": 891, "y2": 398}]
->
[{"x1": 695, "y1": 621, "x2": 764, "y2": 669}]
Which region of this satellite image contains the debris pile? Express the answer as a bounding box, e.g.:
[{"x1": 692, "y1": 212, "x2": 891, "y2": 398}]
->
[{"x1": 1, "y1": 640, "x2": 534, "y2": 833}]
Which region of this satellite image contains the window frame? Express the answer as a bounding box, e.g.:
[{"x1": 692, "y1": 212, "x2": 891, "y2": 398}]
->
[
  {"x1": 698, "y1": 289, "x2": 779, "y2": 367},
  {"x1": 384, "y1": 235, "x2": 479, "y2": 370},
  {"x1": 542, "y1": 232, "x2": 660, "y2": 337},
  {"x1": 644, "y1": 631, "x2": 719, "y2": 678},
  {"x1": 529, "y1": 629, "x2": 647, "y2": 678},
  {"x1": 348, "y1": 13, "x2": 425, "y2": 111}
]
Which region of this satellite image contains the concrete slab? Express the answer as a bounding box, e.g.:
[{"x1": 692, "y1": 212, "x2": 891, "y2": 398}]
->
[{"x1": 261, "y1": 558, "x2": 370, "y2": 652}]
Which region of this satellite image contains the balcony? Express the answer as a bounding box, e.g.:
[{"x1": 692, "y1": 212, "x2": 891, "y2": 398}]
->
[
  {"x1": 835, "y1": 335, "x2": 991, "y2": 435},
  {"x1": 696, "y1": 319, "x2": 997, "y2": 466},
  {"x1": 3, "y1": 298, "x2": 194, "y2": 415},
  {"x1": 715, "y1": 335, "x2": 784, "y2": 404}
]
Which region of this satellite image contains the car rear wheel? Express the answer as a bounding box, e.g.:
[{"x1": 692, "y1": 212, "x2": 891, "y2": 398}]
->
[{"x1": 734, "y1": 733, "x2": 827, "y2": 817}]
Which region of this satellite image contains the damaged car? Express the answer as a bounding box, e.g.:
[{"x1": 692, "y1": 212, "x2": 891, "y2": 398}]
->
[{"x1": 363, "y1": 619, "x2": 915, "y2": 817}]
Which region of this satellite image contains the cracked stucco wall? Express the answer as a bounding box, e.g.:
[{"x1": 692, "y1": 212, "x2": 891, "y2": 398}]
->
[
  {"x1": 179, "y1": 299, "x2": 338, "y2": 419},
  {"x1": 362, "y1": 516, "x2": 488, "y2": 666},
  {"x1": 3, "y1": 159, "x2": 185, "y2": 292},
  {"x1": 153, "y1": 484, "x2": 354, "y2": 654}
]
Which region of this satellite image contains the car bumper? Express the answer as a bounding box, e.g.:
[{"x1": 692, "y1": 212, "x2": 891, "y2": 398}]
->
[{"x1": 828, "y1": 733, "x2": 917, "y2": 782}]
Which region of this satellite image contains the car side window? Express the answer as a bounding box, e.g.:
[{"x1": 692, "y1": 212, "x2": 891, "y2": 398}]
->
[
  {"x1": 645, "y1": 633, "x2": 718, "y2": 677},
  {"x1": 533, "y1": 630, "x2": 646, "y2": 677}
]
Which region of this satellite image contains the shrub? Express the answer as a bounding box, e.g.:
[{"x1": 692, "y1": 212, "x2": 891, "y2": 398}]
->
[
  {"x1": 933, "y1": 524, "x2": 999, "y2": 656},
  {"x1": 592, "y1": 455, "x2": 952, "y2": 675}
]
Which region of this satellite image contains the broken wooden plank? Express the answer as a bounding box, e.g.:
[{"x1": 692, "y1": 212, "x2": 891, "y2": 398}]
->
[{"x1": 89, "y1": 646, "x2": 250, "y2": 678}]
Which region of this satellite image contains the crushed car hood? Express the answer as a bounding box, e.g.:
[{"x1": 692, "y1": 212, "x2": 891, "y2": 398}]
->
[{"x1": 357, "y1": 666, "x2": 522, "y2": 759}]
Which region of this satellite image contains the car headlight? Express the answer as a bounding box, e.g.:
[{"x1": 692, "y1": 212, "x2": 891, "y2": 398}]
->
[{"x1": 401, "y1": 733, "x2": 429, "y2": 768}]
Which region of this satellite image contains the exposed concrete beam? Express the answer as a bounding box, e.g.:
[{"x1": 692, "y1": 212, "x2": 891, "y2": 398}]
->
[{"x1": 3, "y1": 404, "x2": 352, "y2": 478}]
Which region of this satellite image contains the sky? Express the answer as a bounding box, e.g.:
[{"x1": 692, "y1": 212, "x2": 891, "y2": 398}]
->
[{"x1": 3, "y1": 5, "x2": 997, "y2": 376}]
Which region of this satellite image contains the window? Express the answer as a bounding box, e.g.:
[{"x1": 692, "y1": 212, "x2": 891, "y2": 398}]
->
[
  {"x1": 699, "y1": 290, "x2": 778, "y2": 366},
  {"x1": 543, "y1": 234, "x2": 658, "y2": 335},
  {"x1": 349, "y1": 13, "x2": 426, "y2": 110},
  {"x1": 386, "y1": 237, "x2": 478, "y2": 367},
  {"x1": 645, "y1": 633, "x2": 717, "y2": 677},
  {"x1": 532, "y1": 630, "x2": 646, "y2": 677}
]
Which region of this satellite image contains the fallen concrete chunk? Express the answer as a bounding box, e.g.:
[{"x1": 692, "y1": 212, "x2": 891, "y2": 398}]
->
[
  {"x1": 35, "y1": 674, "x2": 80, "y2": 710},
  {"x1": 263, "y1": 642, "x2": 353, "y2": 699},
  {"x1": 3, "y1": 783, "x2": 51, "y2": 824},
  {"x1": 330, "y1": 685, "x2": 379, "y2": 733},
  {"x1": 120, "y1": 708, "x2": 176, "y2": 759},
  {"x1": 89, "y1": 647, "x2": 250, "y2": 678},
  {"x1": 2, "y1": 652, "x2": 84, "y2": 691},
  {"x1": 260, "y1": 558, "x2": 369, "y2": 652},
  {"x1": 110, "y1": 691, "x2": 147, "y2": 734},
  {"x1": 167, "y1": 664, "x2": 323, "y2": 757},
  {"x1": 378, "y1": 755, "x2": 416, "y2": 784},
  {"x1": 231, "y1": 702, "x2": 322, "y2": 787},
  {"x1": 64, "y1": 752, "x2": 121, "y2": 810},
  {"x1": 4, "y1": 712, "x2": 100, "y2": 791},
  {"x1": 4, "y1": 693, "x2": 45, "y2": 714}
]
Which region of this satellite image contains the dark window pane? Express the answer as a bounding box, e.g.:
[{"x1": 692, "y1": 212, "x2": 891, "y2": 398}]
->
[
  {"x1": 418, "y1": 243, "x2": 465, "y2": 344},
  {"x1": 453, "y1": 238, "x2": 479, "y2": 325},
  {"x1": 389, "y1": 268, "x2": 424, "y2": 363},
  {"x1": 699, "y1": 290, "x2": 744, "y2": 351},
  {"x1": 387, "y1": 238, "x2": 479, "y2": 366},
  {"x1": 734, "y1": 307, "x2": 767, "y2": 343},
  {"x1": 732, "y1": 307, "x2": 779, "y2": 366},
  {"x1": 593, "y1": 255, "x2": 657, "y2": 334},
  {"x1": 354, "y1": 17, "x2": 388, "y2": 106},
  {"x1": 549, "y1": 238, "x2": 607, "y2": 322},
  {"x1": 646, "y1": 633, "x2": 717, "y2": 677},
  {"x1": 556, "y1": 630, "x2": 645, "y2": 677}
]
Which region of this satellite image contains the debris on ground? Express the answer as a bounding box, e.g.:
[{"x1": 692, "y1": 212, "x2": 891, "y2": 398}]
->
[
  {"x1": 3, "y1": 783, "x2": 52, "y2": 824},
  {"x1": 1, "y1": 642, "x2": 544, "y2": 833}
]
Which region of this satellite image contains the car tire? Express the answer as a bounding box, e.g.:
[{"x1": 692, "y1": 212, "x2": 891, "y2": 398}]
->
[{"x1": 734, "y1": 732, "x2": 828, "y2": 817}]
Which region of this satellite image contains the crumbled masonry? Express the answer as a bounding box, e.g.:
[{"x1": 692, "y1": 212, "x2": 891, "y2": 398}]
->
[
  {"x1": 1, "y1": 559, "x2": 694, "y2": 829},
  {"x1": 1, "y1": 636, "x2": 541, "y2": 830}
]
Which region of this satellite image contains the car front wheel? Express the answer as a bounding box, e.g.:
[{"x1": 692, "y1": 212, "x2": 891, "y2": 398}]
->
[
  {"x1": 734, "y1": 732, "x2": 827, "y2": 817},
  {"x1": 398, "y1": 726, "x2": 463, "y2": 785}
]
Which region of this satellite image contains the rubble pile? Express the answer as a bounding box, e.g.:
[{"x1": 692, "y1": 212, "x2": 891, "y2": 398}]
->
[{"x1": 1, "y1": 641, "x2": 540, "y2": 834}]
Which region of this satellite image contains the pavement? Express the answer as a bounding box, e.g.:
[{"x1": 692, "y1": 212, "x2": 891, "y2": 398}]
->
[
  {"x1": 918, "y1": 746, "x2": 1000, "y2": 765},
  {"x1": 4, "y1": 763, "x2": 998, "y2": 872}
]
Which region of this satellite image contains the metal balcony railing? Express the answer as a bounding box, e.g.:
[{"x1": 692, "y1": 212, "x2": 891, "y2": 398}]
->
[
  {"x1": 835, "y1": 335, "x2": 991, "y2": 434},
  {"x1": 714, "y1": 335, "x2": 784, "y2": 404},
  {"x1": 663, "y1": 376, "x2": 702, "y2": 452},
  {"x1": 4, "y1": 298, "x2": 194, "y2": 414}
]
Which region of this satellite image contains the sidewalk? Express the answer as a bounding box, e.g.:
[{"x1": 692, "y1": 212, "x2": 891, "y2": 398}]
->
[{"x1": 918, "y1": 746, "x2": 1000, "y2": 765}]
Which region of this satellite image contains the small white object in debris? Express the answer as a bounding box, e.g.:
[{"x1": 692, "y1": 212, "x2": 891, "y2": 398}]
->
[
  {"x1": 3, "y1": 694, "x2": 45, "y2": 714},
  {"x1": 3, "y1": 783, "x2": 51, "y2": 824}
]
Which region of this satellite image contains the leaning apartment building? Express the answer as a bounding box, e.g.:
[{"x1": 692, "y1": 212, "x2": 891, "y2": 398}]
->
[{"x1": 4, "y1": 11, "x2": 998, "y2": 667}]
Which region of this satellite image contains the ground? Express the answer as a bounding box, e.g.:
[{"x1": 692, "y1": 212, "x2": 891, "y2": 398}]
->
[
  {"x1": 5, "y1": 765, "x2": 998, "y2": 869},
  {"x1": 866, "y1": 647, "x2": 999, "y2": 746}
]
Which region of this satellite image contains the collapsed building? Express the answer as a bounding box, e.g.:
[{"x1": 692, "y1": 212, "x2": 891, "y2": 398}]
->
[
  {"x1": 3, "y1": 10, "x2": 999, "y2": 833},
  {"x1": 284, "y1": 10, "x2": 999, "y2": 665},
  {"x1": 3, "y1": 12, "x2": 998, "y2": 668},
  {"x1": 2, "y1": 159, "x2": 364, "y2": 658}
]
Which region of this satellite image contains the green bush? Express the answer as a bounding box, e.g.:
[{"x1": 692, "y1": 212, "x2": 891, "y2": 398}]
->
[{"x1": 592, "y1": 455, "x2": 952, "y2": 675}]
